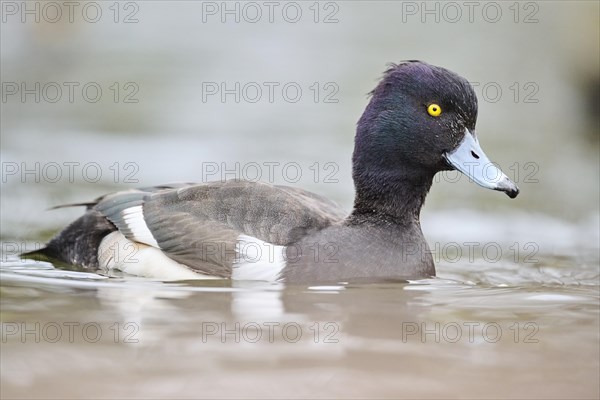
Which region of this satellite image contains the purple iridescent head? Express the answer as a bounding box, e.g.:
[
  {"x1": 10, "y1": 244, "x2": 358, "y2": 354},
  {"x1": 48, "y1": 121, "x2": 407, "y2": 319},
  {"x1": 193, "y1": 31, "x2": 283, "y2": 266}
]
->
[{"x1": 353, "y1": 61, "x2": 519, "y2": 199}]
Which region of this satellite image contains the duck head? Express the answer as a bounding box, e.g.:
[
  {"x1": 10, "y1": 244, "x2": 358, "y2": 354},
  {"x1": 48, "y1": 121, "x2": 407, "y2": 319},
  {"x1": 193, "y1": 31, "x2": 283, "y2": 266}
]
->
[{"x1": 352, "y1": 61, "x2": 519, "y2": 216}]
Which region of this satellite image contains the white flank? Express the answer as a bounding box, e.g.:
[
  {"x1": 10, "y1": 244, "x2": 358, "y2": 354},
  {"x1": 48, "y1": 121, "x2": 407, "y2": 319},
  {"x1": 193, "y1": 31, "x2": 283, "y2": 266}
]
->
[
  {"x1": 232, "y1": 234, "x2": 286, "y2": 281},
  {"x1": 98, "y1": 231, "x2": 220, "y2": 280},
  {"x1": 121, "y1": 205, "x2": 160, "y2": 247}
]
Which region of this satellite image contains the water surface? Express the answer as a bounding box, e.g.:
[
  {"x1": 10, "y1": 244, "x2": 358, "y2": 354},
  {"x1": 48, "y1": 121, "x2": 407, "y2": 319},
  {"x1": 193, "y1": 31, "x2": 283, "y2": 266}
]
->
[
  {"x1": 1, "y1": 1, "x2": 599, "y2": 398},
  {"x1": 1, "y1": 223, "x2": 598, "y2": 399}
]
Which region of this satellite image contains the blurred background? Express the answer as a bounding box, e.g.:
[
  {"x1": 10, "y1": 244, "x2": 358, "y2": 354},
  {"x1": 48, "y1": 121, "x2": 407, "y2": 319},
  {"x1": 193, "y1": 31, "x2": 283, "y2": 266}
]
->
[
  {"x1": 1, "y1": 2, "x2": 599, "y2": 399},
  {"x1": 1, "y1": 1, "x2": 598, "y2": 245}
]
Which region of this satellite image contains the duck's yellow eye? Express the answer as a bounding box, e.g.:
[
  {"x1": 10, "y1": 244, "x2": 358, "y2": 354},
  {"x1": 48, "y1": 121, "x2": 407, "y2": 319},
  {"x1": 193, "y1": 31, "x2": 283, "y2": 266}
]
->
[{"x1": 427, "y1": 104, "x2": 442, "y2": 117}]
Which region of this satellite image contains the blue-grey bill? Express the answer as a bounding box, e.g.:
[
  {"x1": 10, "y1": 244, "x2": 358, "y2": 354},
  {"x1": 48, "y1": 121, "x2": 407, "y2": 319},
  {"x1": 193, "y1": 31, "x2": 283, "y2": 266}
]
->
[{"x1": 444, "y1": 129, "x2": 520, "y2": 199}]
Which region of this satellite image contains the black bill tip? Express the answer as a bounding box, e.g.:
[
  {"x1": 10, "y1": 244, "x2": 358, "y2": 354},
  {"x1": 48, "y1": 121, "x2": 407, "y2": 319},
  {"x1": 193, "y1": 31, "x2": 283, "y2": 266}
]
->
[{"x1": 503, "y1": 186, "x2": 520, "y2": 199}]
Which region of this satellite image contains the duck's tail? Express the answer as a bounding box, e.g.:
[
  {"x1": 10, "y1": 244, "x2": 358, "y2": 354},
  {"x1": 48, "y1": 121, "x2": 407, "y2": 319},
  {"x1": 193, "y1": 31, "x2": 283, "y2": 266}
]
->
[{"x1": 21, "y1": 210, "x2": 116, "y2": 269}]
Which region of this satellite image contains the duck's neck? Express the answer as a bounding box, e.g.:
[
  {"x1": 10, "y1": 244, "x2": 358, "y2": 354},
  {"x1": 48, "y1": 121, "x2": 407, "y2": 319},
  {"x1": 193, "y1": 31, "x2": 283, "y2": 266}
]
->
[{"x1": 348, "y1": 168, "x2": 434, "y2": 225}]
